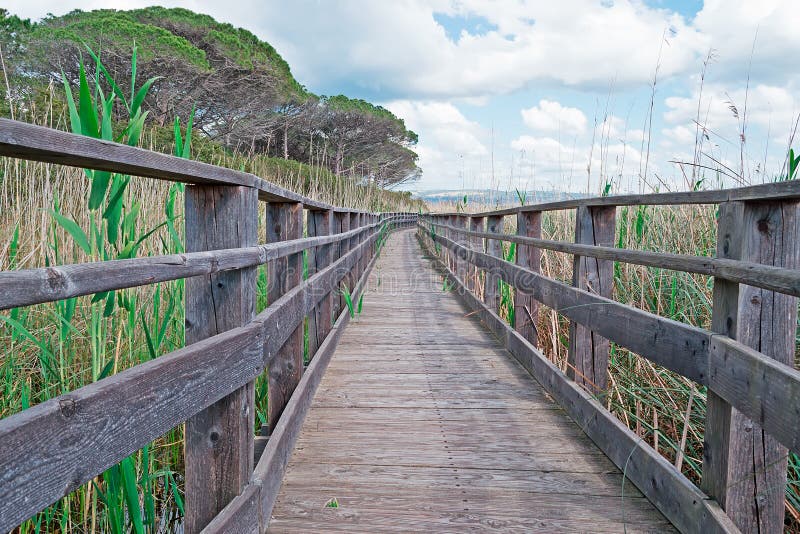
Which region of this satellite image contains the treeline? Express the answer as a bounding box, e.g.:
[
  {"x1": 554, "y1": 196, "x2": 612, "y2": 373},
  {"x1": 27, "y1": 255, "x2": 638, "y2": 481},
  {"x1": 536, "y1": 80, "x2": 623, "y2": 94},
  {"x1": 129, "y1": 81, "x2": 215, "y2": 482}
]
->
[{"x1": 0, "y1": 7, "x2": 421, "y2": 187}]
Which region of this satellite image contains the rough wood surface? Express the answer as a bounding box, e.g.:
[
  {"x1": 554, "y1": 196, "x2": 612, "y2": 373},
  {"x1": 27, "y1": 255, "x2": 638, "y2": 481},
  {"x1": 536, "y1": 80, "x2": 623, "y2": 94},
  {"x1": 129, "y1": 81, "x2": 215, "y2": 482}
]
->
[
  {"x1": 419, "y1": 229, "x2": 738, "y2": 534},
  {"x1": 0, "y1": 223, "x2": 379, "y2": 311},
  {"x1": 269, "y1": 229, "x2": 673, "y2": 532},
  {"x1": 515, "y1": 210, "x2": 541, "y2": 346},
  {"x1": 267, "y1": 203, "x2": 305, "y2": 433},
  {"x1": 428, "y1": 220, "x2": 800, "y2": 297},
  {"x1": 484, "y1": 215, "x2": 503, "y2": 313},
  {"x1": 307, "y1": 209, "x2": 334, "y2": 359},
  {"x1": 567, "y1": 205, "x2": 615, "y2": 393},
  {"x1": 703, "y1": 200, "x2": 800, "y2": 533},
  {"x1": 184, "y1": 185, "x2": 258, "y2": 533},
  {"x1": 427, "y1": 227, "x2": 710, "y2": 383}
]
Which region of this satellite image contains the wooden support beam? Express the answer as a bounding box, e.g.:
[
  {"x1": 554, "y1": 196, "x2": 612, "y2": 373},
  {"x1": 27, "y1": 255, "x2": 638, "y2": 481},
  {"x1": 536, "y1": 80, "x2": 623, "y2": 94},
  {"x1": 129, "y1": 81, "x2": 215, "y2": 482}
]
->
[
  {"x1": 469, "y1": 216, "x2": 484, "y2": 293},
  {"x1": 567, "y1": 205, "x2": 615, "y2": 394},
  {"x1": 307, "y1": 210, "x2": 334, "y2": 359},
  {"x1": 184, "y1": 185, "x2": 258, "y2": 534},
  {"x1": 484, "y1": 215, "x2": 504, "y2": 313},
  {"x1": 267, "y1": 202, "x2": 304, "y2": 433},
  {"x1": 703, "y1": 200, "x2": 800, "y2": 533},
  {"x1": 515, "y1": 211, "x2": 542, "y2": 346}
]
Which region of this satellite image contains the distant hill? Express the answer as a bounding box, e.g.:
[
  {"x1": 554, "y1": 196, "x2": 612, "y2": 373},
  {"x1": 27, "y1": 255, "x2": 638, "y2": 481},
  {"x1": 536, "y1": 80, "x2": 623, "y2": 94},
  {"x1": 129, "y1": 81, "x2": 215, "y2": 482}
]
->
[{"x1": 411, "y1": 189, "x2": 587, "y2": 206}]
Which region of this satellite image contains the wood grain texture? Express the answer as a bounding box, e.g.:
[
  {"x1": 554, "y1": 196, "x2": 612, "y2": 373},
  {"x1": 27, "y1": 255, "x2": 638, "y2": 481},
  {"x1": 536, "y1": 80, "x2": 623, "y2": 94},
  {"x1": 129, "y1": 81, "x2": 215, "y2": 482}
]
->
[
  {"x1": 0, "y1": 222, "x2": 379, "y2": 311},
  {"x1": 432, "y1": 178, "x2": 800, "y2": 217},
  {"x1": 567, "y1": 205, "x2": 615, "y2": 393},
  {"x1": 267, "y1": 203, "x2": 305, "y2": 433},
  {"x1": 419, "y1": 230, "x2": 738, "y2": 534},
  {"x1": 703, "y1": 200, "x2": 800, "y2": 533},
  {"x1": 468, "y1": 216, "x2": 484, "y2": 293},
  {"x1": 184, "y1": 184, "x2": 258, "y2": 533},
  {"x1": 269, "y1": 229, "x2": 674, "y2": 532},
  {"x1": 428, "y1": 220, "x2": 800, "y2": 297},
  {"x1": 484, "y1": 215, "x2": 504, "y2": 313},
  {"x1": 515, "y1": 210, "x2": 541, "y2": 346},
  {"x1": 307, "y1": 209, "x2": 334, "y2": 359},
  {"x1": 426, "y1": 227, "x2": 710, "y2": 384}
]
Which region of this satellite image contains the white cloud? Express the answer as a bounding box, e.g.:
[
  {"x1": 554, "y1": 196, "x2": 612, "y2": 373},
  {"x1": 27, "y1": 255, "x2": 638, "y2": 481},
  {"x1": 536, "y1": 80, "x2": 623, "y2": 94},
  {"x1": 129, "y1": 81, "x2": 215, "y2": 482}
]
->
[
  {"x1": 386, "y1": 100, "x2": 487, "y2": 189},
  {"x1": 522, "y1": 100, "x2": 587, "y2": 135}
]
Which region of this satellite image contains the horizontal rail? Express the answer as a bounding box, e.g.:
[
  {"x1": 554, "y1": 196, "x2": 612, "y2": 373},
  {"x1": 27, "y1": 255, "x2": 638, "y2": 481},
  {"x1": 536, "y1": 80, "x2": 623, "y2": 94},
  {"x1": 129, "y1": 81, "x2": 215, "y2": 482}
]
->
[
  {"x1": 0, "y1": 118, "x2": 370, "y2": 212},
  {"x1": 422, "y1": 223, "x2": 800, "y2": 458},
  {"x1": 0, "y1": 218, "x2": 408, "y2": 310},
  {"x1": 427, "y1": 220, "x2": 800, "y2": 297},
  {"x1": 418, "y1": 235, "x2": 737, "y2": 533},
  {"x1": 202, "y1": 220, "x2": 384, "y2": 533},
  {"x1": 0, "y1": 223, "x2": 389, "y2": 532},
  {"x1": 431, "y1": 180, "x2": 800, "y2": 217}
]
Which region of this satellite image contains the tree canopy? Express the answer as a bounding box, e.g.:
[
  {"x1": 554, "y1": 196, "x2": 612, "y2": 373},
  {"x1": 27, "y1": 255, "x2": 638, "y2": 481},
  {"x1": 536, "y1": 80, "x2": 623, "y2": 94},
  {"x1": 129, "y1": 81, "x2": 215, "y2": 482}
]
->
[{"x1": 0, "y1": 7, "x2": 420, "y2": 187}]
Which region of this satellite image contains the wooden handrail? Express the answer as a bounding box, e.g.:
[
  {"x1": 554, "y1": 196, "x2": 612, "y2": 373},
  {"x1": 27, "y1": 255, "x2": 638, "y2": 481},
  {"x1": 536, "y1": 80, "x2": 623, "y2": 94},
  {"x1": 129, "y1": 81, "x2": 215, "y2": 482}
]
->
[{"x1": 427, "y1": 220, "x2": 800, "y2": 297}]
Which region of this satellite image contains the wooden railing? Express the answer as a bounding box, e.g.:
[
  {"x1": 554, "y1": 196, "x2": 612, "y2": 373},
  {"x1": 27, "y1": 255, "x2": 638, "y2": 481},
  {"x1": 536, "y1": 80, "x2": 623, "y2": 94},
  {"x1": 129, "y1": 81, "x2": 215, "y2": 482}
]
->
[
  {"x1": 0, "y1": 118, "x2": 418, "y2": 533},
  {"x1": 418, "y1": 182, "x2": 800, "y2": 534}
]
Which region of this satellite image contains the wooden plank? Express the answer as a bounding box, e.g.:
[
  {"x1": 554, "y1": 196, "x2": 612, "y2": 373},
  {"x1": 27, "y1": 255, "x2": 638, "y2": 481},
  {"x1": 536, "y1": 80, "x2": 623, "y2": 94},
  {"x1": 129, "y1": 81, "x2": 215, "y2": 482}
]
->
[
  {"x1": 199, "y1": 483, "x2": 260, "y2": 534},
  {"x1": 703, "y1": 200, "x2": 800, "y2": 533},
  {"x1": 484, "y1": 215, "x2": 503, "y2": 312},
  {"x1": 0, "y1": 223, "x2": 377, "y2": 311},
  {"x1": 268, "y1": 202, "x2": 305, "y2": 432},
  {"x1": 567, "y1": 205, "x2": 615, "y2": 393},
  {"x1": 252, "y1": 228, "x2": 382, "y2": 527},
  {"x1": 269, "y1": 229, "x2": 677, "y2": 533},
  {"x1": 468, "y1": 216, "x2": 484, "y2": 293},
  {"x1": 0, "y1": 323, "x2": 263, "y2": 534},
  {"x1": 515, "y1": 210, "x2": 541, "y2": 345},
  {"x1": 183, "y1": 185, "x2": 257, "y2": 533},
  {"x1": 420, "y1": 233, "x2": 738, "y2": 534},
  {"x1": 429, "y1": 220, "x2": 800, "y2": 298},
  {"x1": 308, "y1": 209, "x2": 334, "y2": 359},
  {"x1": 427, "y1": 228, "x2": 710, "y2": 383},
  {"x1": 436, "y1": 179, "x2": 800, "y2": 217},
  {"x1": 0, "y1": 118, "x2": 335, "y2": 208}
]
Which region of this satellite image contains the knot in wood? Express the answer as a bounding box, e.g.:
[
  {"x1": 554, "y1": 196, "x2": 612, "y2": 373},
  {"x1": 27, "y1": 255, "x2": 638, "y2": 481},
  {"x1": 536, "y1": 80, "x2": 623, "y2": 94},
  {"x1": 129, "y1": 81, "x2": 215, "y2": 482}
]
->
[
  {"x1": 46, "y1": 267, "x2": 67, "y2": 292},
  {"x1": 59, "y1": 397, "x2": 77, "y2": 418}
]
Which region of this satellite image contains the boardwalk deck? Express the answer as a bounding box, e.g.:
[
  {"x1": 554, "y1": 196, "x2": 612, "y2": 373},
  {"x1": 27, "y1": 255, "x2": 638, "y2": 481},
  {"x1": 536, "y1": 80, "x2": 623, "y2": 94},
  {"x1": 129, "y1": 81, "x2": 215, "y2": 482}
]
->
[{"x1": 269, "y1": 229, "x2": 674, "y2": 532}]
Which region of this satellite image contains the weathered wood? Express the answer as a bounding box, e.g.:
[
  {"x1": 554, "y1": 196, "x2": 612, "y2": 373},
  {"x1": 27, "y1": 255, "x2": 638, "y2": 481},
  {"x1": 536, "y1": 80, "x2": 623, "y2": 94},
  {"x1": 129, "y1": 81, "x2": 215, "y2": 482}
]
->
[
  {"x1": 226, "y1": 226, "x2": 383, "y2": 531},
  {"x1": 419, "y1": 234, "x2": 737, "y2": 534},
  {"x1": 514, "y1": 211, "x2": 541, "y2": 346},
  {"x1": 0, "y1": 118, "x2": 335, "y2": 208},
  {"x1": 427, "y1": 228, "x2": 709, "y2": 383},
  {"x1": 0, "y1": 323, "x2": 264, "y2": 534},
  {"x1": 268, "y1": 202, "x2": 304, "y2": 433},
  {"x1": 337, "y1": 211, "x2": 351, "y2": 315},
  {"x1": 428, "y1": 220, "x2": 800, "y2": 298},
  {"x1": 308, "y1": 209, "x2": 334, "y2": 359},
  {"x1": 703, "y1": 200, "x2": 800, "y2": 533},
  {"x1": 468, "y1": 216, "x2": 484, "y2": 293},
  {"x1": 567, "y1": 205, "x2": 615, "y2": 393},
  {"x1": 199, "y1": 483, "x2": 261, "y2": 534},
  {"x1": 434, "y1": 179, "x2": 800, "y2": 217},
  {"x1": 484, "y1": 215, "x2": 503, "y2": 312},
  {"x1": 183, "y1": 185, "x2": 257, "y2": 534},
  {"x1": 0, "y1": 228, "x2": 387, "y2": 533},
  {"x1": 0, "y1": 223, "x2": 378, "y2": 311},
  {"x1": 271, "y1": 230, "x2": 677, "y2": 533}
]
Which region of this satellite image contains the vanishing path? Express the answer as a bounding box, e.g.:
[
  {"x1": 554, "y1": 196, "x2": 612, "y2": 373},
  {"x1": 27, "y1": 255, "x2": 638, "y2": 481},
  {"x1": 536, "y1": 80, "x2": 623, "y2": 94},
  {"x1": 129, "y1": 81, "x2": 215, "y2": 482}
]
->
[{"x1": 269, "y1": 229, "x2": 673, "y2": 532}]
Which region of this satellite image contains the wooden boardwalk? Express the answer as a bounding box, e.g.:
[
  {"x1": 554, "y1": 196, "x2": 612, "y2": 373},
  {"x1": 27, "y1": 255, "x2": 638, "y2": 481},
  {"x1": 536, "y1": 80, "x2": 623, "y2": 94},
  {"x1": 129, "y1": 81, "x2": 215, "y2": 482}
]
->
[{"x1": 270, "y1": 229, "x2": 674, "y2": 532}]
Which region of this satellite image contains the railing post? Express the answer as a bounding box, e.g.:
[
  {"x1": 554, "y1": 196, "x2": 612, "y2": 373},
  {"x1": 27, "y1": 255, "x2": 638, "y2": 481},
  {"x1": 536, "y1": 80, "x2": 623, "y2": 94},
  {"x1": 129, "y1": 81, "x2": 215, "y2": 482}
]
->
[
  {"x1": 267, "y1": 201, "x2": 304, "y2": 432},
  {"x1": 703, "y1": 200, "x2": 800, "y2": 533},
  {"x1": 336, "y1": 211, "x2": 350, "y2": 314},
  {"x1": 567, "y1": 205, "x2": 615, "y2": 393},
  {"x1": 184, "y1": 184, "x2": 258, "y2": 534},
  {"x1": 307, "y1": 208, "x2": 334, "y2": 360},
  {"x1": 469, "y1": 216, "x2": 484, "y2": 293},
  {"x1": 514, "y1": 210, "x2": 542, "y2": 346},
  {"x1": 484, "y1": 215, "x2": 504, "y2": 313},
  {"x1": 453, "y1": 215, "x2": 468, "y2": 282}
]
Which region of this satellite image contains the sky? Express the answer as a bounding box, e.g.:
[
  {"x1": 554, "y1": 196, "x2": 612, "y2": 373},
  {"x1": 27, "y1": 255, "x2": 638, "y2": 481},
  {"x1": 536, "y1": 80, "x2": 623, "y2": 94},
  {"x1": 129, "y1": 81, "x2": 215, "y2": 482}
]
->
[{"x1": 5, "y1": 0, "x2": 800, "y2": 193}]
